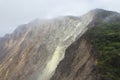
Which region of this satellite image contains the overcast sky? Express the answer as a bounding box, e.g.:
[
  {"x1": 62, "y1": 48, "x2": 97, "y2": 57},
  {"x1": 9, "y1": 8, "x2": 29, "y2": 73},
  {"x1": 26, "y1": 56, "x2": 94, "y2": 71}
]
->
[{"x1": 0, "y1": 0, "x2": 120, "y2": 36}]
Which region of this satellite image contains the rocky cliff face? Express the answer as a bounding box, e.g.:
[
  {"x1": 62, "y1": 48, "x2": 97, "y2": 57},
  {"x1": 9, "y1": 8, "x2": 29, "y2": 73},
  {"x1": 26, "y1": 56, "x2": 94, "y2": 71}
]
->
[
  {"x1": 0, "y1": 9, "x2": 120, "y2": 80},
  {"x1": 51, "y1": 33, "x2": 98, "y2": 80}
]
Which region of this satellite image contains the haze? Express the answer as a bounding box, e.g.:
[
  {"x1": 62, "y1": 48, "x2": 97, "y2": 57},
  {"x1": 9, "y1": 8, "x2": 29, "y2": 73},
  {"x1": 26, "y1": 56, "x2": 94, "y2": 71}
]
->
[{"x1": 0, "y1": 0, "x2": 120, "y2": 36}]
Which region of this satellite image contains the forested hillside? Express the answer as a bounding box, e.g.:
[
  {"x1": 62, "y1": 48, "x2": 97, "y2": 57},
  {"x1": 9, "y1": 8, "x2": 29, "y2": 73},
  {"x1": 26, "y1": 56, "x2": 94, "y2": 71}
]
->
[{"x1": 89, "y1": 23, "x2": 120, "y2": 80}]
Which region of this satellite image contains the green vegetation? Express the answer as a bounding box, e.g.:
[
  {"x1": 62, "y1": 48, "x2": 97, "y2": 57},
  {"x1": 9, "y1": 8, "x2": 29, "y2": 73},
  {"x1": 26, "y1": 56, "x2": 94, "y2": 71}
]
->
[{"x1": 89, "y1": 23, "x2": 120, "y2": 80}]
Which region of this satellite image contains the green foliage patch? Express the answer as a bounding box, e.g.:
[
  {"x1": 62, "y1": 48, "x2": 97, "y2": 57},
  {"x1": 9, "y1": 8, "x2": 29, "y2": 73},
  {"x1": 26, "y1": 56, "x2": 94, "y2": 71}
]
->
[{"x1": 89, "y1": 23, "x2": 120, "y2": 80}]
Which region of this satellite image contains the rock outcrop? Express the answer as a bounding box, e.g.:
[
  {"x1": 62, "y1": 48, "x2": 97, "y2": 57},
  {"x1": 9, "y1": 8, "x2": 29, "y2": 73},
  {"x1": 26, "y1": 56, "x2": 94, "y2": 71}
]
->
[{"x1": 0, "y1": 9, "x2": 120, "y2": 80}]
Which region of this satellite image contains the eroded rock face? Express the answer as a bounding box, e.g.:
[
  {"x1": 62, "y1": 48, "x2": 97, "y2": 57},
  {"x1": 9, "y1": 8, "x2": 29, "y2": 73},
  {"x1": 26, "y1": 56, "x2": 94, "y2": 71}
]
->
[
  {"x1": 0, "y1": 9, "x2": 120, "y2": 80},
  {"x1": 51, "y1": 33, "x2": 98, "y2": 80}
]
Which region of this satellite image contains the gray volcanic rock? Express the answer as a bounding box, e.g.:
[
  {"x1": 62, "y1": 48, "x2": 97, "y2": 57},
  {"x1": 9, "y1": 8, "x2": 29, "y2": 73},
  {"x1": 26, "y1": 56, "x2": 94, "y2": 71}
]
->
[{"x1": 0, "y1": 9, "x2": 120, "y2": 80}]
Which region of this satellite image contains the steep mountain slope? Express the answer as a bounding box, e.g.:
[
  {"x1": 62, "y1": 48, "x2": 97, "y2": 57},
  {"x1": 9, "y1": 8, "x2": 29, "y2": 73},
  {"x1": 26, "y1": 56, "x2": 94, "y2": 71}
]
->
[
  {"x1": 51, "y1": 32, "x2": 98, "y2": 80},
  {"x1": 88, "y1": 23, "x2": 120, "y2": 80},
  {"x1": 0, "y1": 9, "x2": 120, "y2": 80}
]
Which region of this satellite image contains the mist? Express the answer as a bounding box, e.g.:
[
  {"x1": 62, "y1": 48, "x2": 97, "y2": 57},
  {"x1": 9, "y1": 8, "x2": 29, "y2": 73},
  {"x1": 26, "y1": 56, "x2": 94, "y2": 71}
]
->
[{"x1": 0, "y1": 0, "x2": 120, "y2": 36}]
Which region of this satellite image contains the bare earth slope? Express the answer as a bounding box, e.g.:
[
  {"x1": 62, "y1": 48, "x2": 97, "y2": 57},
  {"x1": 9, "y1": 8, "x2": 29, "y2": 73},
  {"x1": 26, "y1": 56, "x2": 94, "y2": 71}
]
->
[{"x1": 0, "y1": 9, "x2": 120, "y2": 80}]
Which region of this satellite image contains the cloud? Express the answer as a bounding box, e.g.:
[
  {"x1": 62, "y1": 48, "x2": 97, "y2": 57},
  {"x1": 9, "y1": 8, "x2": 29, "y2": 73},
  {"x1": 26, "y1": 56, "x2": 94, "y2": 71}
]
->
[{"x1": 0, "y1": 0, "x2": 120, "y2": 36}]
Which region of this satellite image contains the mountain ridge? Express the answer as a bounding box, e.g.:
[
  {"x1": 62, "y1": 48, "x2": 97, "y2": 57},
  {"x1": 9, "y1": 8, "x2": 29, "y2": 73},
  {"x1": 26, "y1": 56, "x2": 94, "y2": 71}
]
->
[{"x1": 0, "y1": 9, "x2": 120, "y2": 80}]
